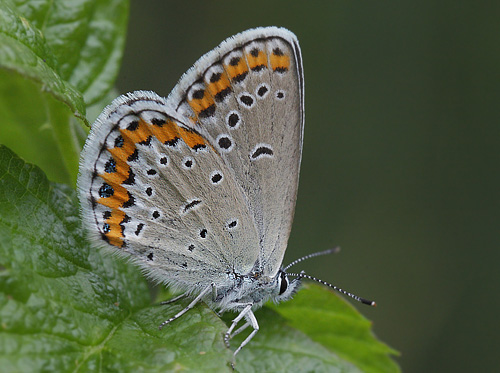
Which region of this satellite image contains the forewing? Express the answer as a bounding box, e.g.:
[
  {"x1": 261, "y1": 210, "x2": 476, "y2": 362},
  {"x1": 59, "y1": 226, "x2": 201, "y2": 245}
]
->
[{"x1": 167, "y1": 27, "x2": 304, "y2": 276}]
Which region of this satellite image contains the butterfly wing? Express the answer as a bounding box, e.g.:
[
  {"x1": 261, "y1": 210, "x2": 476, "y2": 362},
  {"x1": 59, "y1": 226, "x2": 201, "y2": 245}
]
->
[
  {"x1": 78, "y1": 27, "x2": 304, "y2": 291},
  {"x1": 77, "y1": 92, "x2": 261, "y2": 290},
  {"x1": 167, "y1": 27, "x2": 304, "y2": 277}
]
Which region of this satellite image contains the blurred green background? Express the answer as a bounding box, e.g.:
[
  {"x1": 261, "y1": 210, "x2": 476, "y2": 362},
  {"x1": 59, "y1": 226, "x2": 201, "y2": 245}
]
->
[{"x1": 115, "y1": 1, "x2": 499, "y2": 372}]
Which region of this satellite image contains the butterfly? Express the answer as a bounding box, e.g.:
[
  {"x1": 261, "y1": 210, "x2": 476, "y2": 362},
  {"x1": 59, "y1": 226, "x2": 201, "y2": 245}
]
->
[{"x1": 77, "y1": 26, "x2": 374, "y2": 357}]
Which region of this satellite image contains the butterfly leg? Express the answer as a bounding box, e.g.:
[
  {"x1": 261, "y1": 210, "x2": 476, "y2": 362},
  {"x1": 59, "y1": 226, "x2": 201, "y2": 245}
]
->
[
  {"x1": 224, "y1": 304, "x2": 251, "y2": 346},
  {"x1": 158, "y1": 284, "x2": 213, "y2": 329},
  {"x1": 211, "y1": 283, "x2": 218, "y2": 301},
  {"x1": 230, "y1": 321, "x2": 250, "y2": 338},
  {"x1": 233, "y1": 310, "x2": 259, "y2": 356},
  {"x1": 224, "y1": 304, "x2": 259, "y2": 355},
  {"x1": 160, "y1": 292, "x2": 187, "y2": 305},
  {"x1": 224, "y1": 321, "x2": 251, "y2": 348}
]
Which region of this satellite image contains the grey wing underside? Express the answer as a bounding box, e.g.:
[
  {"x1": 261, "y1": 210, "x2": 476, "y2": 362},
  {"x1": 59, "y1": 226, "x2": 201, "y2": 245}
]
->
[
  {"x1": 78, "y1": 27, "x2": 304, "y2": 291},
  {"x1": 78, "y1": 93, "x2": 260, "y2": 289},
  {"x1": 167, "y1": 27, "x2": 304, "y2": 277}
]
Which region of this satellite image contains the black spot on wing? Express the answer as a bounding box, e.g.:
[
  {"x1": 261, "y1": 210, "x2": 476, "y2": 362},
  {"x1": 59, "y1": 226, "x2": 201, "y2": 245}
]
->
[
  {"x1": 251, "y1": 146, "x2": 274, "y2": 160},
  {"x1": 183, "y1": 199, "x2": 201, "y2": 213}
]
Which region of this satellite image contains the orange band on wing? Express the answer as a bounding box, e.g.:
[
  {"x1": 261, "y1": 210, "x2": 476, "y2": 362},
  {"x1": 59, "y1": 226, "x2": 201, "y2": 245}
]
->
[
  {"x1": 120, "y1": 119, "x2": 151, "y2": 145},
  {"x1": 270, "y1": 52, "x2": 290, "y2": 72},
  {"x1": 178, "y1": 127, "x2": 207, "y2": 149},
  {"x1": 246, "y1": 50, "x2": 268, "y2": 71},
  {"x1": 104, "y1": 209, "x2": 126, "y2": 247},
  {"x1": 206, "y1": 71, "x2": 232, "y2": 102},
  {"x1": 97, "y1": 181, "x2": 129, "y2": 209},
  {"x1": 188, "y1": 90, "x2": 216, "y2": 118},
  {"x1": 149, "y1": 119, "x2": 181, "y2": 144},
  {"x1": 224, "y1": 56, "x2": 249, "y2": 82}
]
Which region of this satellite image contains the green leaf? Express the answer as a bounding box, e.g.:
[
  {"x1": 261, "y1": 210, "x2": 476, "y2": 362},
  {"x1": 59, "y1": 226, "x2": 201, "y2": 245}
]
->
[
  {"x1": 228, "y1": 307, "x2": 363, "y2": 372},
  {"x1": 0, "y1": 1, "x2": 86, "y2": 122},
  {"x1": 0, "y1": 0, "x2": 129, "y2": 185},
  {"x1": 13, "y1": 0, "x2": 130, "y2": 106},
  {"x1": 0, "y1": 72, "x2": 78, "y2": 184},
  {"x1": 269, "y1": 284, "x2": 400, "y2": 373},
  {"x1": 0, "y1": 146, "x2": 399, "y2": 372}
]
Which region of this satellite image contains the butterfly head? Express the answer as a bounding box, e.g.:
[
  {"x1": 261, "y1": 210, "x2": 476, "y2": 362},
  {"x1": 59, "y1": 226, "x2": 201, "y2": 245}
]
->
[{"x1": 272, "y1": 269, "x2": 301, "y2": 303}]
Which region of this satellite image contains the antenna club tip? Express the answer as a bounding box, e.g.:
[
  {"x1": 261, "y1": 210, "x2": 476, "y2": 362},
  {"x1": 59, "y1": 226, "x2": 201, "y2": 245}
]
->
[{"x1": 360, "y1": 298, "x2": 376, "y2": 306}]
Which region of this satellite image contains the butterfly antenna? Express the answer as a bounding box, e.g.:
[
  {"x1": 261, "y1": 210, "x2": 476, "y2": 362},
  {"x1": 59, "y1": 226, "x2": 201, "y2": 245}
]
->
[
  {"x1": 283, "y1": 247, "x2": 340, "y2": 271},
  {"x1": 287, "y1": 272, "x2": 376, "y2": 306}
]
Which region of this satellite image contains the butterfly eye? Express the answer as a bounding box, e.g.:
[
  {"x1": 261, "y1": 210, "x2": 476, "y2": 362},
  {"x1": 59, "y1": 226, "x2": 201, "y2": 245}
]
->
[{"x1": 279, "y1": 272, "x2": 288, "y2": 295}]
